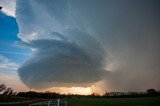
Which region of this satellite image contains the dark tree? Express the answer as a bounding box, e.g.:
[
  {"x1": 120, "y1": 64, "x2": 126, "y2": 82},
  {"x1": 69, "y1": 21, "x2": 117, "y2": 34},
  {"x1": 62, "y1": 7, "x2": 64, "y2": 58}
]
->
[
  {"x1": 0, "y1": 84, "x2": 6, "y2": 92},
  {"x1": 3, "y1": 88, "x2": 13, "y2": 95},
  {"x1": 147, "y1": 89, "x2": 157, "y2": 96}
]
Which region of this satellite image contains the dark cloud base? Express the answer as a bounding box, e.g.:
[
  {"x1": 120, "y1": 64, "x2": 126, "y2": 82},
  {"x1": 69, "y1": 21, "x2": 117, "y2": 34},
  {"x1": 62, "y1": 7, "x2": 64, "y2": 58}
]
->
[{"x1": 18, "y1": 39, "x2": 107, "y2": 89}]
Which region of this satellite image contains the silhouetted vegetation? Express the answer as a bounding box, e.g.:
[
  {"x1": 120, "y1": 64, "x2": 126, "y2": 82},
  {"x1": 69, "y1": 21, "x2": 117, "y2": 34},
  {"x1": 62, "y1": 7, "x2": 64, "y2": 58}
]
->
[
  {"x1": 0, "y1": 84, "x2": 17, "y2": 96},
  {"x1": 147, "y1": 88, "x2": 158, "y2": 96},
  {"x1": 1, "y1": 84, "x2": 160, "y2": 106},
  {"x1": 15, "y1": 88, "x2": 160, "y2": 99},
  {"x1": 0, "y1": 84, "x2": 6, "y2": 92},
  {"x1": 17, "y1": 91, "x2": 66, "y2": 99},
  {"x1": 1, "y1": 83, "x2": 160, "y2": 103}
]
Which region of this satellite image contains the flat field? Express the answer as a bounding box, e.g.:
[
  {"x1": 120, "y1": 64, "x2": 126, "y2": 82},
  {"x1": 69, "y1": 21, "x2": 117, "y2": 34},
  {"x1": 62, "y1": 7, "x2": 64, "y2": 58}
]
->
[
  {"x1": 0, "y1": 95, "x2": 160, "y2": 106},
  {"x1": 67, "y1": 96, "x2": 160, "y2": 106}
]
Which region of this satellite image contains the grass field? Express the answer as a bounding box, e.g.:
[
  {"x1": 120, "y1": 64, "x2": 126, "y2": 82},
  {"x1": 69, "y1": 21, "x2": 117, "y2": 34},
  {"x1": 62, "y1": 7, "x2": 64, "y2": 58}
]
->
[
  {"x1": 67, "y1": 96, "x2": 160, "y2": 106},
  {"x1": 0, "y1": 95, "x2": 44, "y2": 106},
  {"x1": 0, "y1": 95, "x2": 160, "y2": 106},
  {"x1": 0, "y1": 95, "x2": 40, "y2": 102}
]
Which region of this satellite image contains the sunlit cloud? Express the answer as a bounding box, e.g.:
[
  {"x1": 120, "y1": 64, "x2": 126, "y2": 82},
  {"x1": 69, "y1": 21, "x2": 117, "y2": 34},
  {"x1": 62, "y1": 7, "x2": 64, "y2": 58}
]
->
[{"x1": 0, "y1": 0, "x2": 16, "y2": 17}]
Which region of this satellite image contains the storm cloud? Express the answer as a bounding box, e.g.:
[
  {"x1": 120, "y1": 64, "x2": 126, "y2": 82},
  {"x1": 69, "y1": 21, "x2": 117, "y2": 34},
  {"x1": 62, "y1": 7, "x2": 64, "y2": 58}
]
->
[
  {"x1": 18, "y1": 38, "x2": 107, "y2": 89},
  {"x1": 16, "y1": 0, "x2": 160, "y2": 91},
  {"x1": 16, "y1": 0, "x2": 108, "y2": 89}
]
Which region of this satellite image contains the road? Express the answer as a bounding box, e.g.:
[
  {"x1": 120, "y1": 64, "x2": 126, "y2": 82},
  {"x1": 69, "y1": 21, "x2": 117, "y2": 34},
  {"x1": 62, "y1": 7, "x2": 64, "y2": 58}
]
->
[{"x1": 29, "y1": 99, "x2": 67, "y2": 106}]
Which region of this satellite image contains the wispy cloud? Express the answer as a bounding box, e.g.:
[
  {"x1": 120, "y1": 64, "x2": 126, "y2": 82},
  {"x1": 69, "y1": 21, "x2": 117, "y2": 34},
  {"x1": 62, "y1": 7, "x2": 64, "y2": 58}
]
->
[
  {"x1": 0, "y1": 55, "x2": 19, "y2": 74},
  {"x1": 0, "y1": 51, "x2": 31, "y2": 56},
  {"x1": 0, "y1": 55, "x2": 29, "y2": 92}
]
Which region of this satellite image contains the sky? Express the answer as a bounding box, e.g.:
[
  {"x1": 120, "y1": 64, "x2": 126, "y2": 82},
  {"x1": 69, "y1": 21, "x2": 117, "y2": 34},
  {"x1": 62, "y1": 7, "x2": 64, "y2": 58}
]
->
[{"x1": 0, "y1": 0, "x2": 160, "y2": 95}]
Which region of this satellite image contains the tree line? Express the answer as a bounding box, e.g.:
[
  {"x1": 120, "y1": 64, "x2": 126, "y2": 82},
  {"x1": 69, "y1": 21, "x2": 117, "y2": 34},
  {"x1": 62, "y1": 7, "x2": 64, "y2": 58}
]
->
[{"x1": 0, "y1": 84, "x2": 160, "y2": 99}]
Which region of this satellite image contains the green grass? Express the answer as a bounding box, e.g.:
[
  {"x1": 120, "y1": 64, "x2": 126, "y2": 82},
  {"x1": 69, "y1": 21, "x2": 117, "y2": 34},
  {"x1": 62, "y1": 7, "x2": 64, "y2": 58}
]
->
[
  {"x1": 0, "y1": 95, "x2": 45, "y2": 105},
  {"x1": 1, "y1": 95, "x2": 160, "y2": 106},
  {"x1": 0, "y1": 95, "x2": 32, "y2": 102},
  {"x1": 67, "y1": 96, "x2": 160, "y2": 106}
]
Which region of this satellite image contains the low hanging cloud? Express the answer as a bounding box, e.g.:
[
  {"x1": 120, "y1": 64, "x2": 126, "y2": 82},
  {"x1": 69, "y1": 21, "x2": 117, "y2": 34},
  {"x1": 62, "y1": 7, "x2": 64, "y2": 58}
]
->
[
  {"x1": 18, "y1": 38, "x2": 107, "y2": 89},
  {"x1": 16, "y1": 0, "x2": 160, "y2": 91}
]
